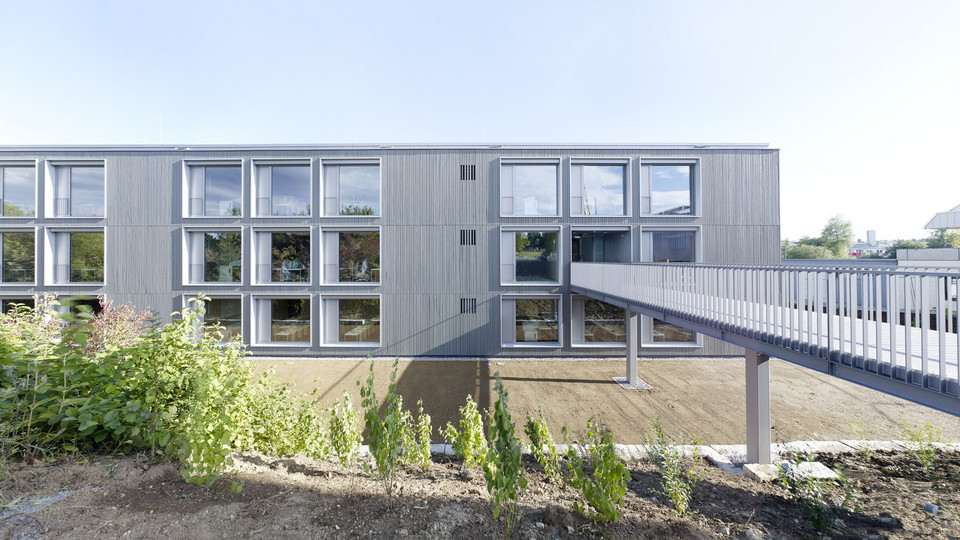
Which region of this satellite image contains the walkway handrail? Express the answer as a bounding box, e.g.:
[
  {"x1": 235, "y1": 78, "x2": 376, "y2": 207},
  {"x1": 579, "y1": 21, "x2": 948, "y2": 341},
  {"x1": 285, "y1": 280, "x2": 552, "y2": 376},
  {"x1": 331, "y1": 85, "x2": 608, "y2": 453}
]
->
[{"x1": 571, "y1": 262, "x2": 960, "y2": 415}]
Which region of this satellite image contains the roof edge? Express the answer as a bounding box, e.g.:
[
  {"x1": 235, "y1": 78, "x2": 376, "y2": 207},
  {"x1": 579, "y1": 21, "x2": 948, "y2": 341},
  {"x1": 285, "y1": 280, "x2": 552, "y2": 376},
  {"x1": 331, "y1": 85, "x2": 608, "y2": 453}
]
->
[{"x1": 0, "y1": 142, "x2": 773, "y2": 152}]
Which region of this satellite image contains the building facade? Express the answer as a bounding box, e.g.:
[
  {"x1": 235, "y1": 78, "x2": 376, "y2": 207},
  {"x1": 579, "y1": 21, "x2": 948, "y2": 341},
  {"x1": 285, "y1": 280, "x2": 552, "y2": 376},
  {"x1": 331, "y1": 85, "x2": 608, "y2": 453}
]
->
[{"x1": 0, "y1": 144, "x2": 779, "y2": 357}]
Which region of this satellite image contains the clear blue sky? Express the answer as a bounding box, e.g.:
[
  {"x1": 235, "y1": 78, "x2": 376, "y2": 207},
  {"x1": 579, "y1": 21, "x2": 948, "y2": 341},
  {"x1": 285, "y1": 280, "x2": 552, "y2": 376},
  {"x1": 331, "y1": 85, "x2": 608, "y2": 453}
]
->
[{"x1": 1, "y1": 0, "x2": 957, "y2": 242}]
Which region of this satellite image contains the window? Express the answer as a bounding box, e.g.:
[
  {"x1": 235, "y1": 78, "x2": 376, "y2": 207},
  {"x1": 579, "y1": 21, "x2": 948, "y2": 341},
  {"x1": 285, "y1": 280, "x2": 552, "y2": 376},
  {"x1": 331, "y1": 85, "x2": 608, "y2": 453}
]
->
[
  {"x1": 571, "y1": 229, "x2": 631, "y2": 263},
  {"x1": 572, "y1": 297, "x2": 625, "y2": 345},
  {"x1": 202, "y1": 297, "x2": 242, "y2": 341},
  {"x1": 254, "y1": 162, "x2": 311, "y2": 216},
  {"x1": 323, "y1": 162, "x2": 380, "y2": 216},
  {"x1": 501, "y1": 296, "x2": 560, "y2": 346},
  {"x1": 0, "y1": 165, "x2": 36, "y2": 217},
  {"x1": 185, "y1": 163, "x2": 242, "y2": 217},
  {"x1": 1, "y1": 231, "x2": 34, "y2": 283},
  {"x1": 254, "y1": 230, "x2": 310, "y2": 283},
  {"x1": 323, "y1": 229, "x2": 380, "y2": 283},
  {"x1": 500, "y1": 230, "x2": 559, "y2": 284},
  {"x1": 1, "y1": 297, "x2": 34, "y2": 313},
  {"x1": 642, "y1": 162, "x2": 695, "y2": 216},
  {"x1": 641, "y1": 227, "x2": 700, "y2": 347},
  {"x1": 500, "y1": 161, "x2": 559, "y2": 216},
  {"x1": 51, "y1": 231, "x2": 104, "y2": 284},
  {"x1": 52, "y1": 164, "x2": 104, "y2": 217},
  {"x1": 184, "y1": 230, "x2": 242, "y2": 284},
  {"x1": 255, "y1": 297, "x2": 310, "y2": 344},
  {"x1": 323, "y1": 297, "x2": 380, "y2": 345},
  {"x1": 571, "y1": 162, "x2": 627, "y2": 216}
]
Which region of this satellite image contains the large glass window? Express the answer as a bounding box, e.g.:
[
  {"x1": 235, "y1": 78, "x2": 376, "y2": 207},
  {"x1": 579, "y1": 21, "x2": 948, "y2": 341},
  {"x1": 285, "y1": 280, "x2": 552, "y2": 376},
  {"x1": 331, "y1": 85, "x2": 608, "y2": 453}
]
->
[
  {"x1": 261, "y1": 298, "x2": 310, "y2": 343},
  {"x1": 329, "y1": 298, "x2": 380, "y2": 344},
  {"x1": 1, "y1": 232, "x2": 34, "y2": 283},
  {"x1": 187, "y1": 164, "x2": 242, "y2": 217},
  {"x1": 571, "y1": 230, "x2": 631, "y2": 263},
  {"x1": 652, "y1": 319, "x2": 696, "y2": 344},
  {"x1": 1, "y1": 166, "x2": 35, "y2": 216},
  {"x1": 69, "y1": 232, "x2": 104, "y2": 283},
  {"x1": 500, "y1": 163, "x2": 559, "y2": 216},
  {"x1": 203, "y1": 298, "x2": 242, "y2": 341},
  {"x1": 650, "y1": 230, "x2": 696, "y2": 263},
  {"x1": 339, "y1": 231, "x2": 380, "y2": 283},
  {"x1": 501, "y1": 230, "x2": 558, "y2": 283},
  {"x1": 503, "y1": 297, "x2": 559, "y2": 345},
  {"x1": 269, "y1": 232, "x2": 310, "y2": 283},
  {"x1": 204, "y1": 232, "x2": 242, "y2": 283},
  {"x1": 323, "y1": 164, "x2": 380, "y2": 216},
  {"x1": 256, "y1": 164, "x2": 310, "y2": 216},
  {"x1": 1, "y1": 298, "x2": 35, "y2": 313},
  {"x1": 572, "y1": 164, "x2": 626, "y2": 216},
  {"x1": 54, "y1": 166, "x2": 104, "y2": 217},
  {"x1": 573, "y1": 298, "x2": 625, "y2": 344},
  {"x1": 647, "y1": 165, "x2": 693, "y2": 215}
]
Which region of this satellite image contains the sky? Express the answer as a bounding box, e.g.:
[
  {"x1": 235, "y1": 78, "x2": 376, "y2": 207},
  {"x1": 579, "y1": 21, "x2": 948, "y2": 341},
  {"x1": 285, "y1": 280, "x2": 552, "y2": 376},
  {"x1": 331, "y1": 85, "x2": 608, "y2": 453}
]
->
[{"x1": 0, "y1": 0, "x2": 957, "y2": 242}]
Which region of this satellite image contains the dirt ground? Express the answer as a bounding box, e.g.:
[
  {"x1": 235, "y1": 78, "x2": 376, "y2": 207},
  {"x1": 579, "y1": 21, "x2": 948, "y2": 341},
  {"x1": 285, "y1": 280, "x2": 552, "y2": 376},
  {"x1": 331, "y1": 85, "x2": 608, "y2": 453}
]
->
[{"x1": 255, "y1": 356, "x2": 960, "y2": 445}]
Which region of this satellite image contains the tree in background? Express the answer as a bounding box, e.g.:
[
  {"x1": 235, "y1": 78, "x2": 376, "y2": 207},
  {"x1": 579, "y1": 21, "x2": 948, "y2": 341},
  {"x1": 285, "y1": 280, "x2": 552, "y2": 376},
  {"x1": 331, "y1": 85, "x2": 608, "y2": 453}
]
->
[
  {"x1": 881, "y1": 239, "x2": 927, "y2": 259},
  {"x1": 783, "y1": 215, "x2": 854, "y2": 259},
  {"x1": 926, "y1": 228, "x2": 960, "y2": 248}
]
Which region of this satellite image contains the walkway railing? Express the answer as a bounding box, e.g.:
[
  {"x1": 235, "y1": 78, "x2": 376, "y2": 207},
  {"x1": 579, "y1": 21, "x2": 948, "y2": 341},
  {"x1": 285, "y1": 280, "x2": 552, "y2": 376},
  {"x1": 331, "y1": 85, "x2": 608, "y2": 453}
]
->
[{"x1": 571, "y1": 262, "x2": 960, "y2": 415}]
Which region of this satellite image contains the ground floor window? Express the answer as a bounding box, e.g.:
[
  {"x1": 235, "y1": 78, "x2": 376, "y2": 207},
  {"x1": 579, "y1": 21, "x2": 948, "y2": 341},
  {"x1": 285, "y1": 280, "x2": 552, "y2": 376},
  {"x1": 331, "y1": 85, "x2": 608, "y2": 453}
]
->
[
  {"x1": 203, "y1": 297, "x2": 242, "y2": 342},
  {"x1": 501, "y1": 296, "x2": 560, "y2": 346},
  {"x1": 323, "y1": 296, "x2": 380, "y2": 345},
  {"x1": 572, "y1": 296, "x2": 624, "y2": 345},
  {"x1": 255, "y1": 297, "x2": 311, "y2": 344},
  {"x1": 1, "y1": 297, "x2": 34, "y2": 313},
  {"x1": 643, "y1": 317, "x2": 698, "y2": 347}
]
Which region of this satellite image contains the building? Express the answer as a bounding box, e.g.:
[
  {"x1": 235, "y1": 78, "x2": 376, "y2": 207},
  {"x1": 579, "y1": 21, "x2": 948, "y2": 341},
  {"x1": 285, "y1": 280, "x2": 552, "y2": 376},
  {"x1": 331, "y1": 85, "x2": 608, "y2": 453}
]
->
[
  {"x1": 0, "y1": 143, "x2": 779, "y2": 357},
  {"x1": 848, "y1": 229, "x2": 891, "y2": 257}
]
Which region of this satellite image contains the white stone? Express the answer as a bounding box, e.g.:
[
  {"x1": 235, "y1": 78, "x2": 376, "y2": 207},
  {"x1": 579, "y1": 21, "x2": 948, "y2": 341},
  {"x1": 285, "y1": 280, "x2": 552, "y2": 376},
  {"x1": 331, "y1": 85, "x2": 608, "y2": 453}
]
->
[
  {"x1": 780, "y1": 461, "x2": 838, "y2": 480},
  {"x1": 743, "y1": 463, "x2": 779, "y2": 482}
]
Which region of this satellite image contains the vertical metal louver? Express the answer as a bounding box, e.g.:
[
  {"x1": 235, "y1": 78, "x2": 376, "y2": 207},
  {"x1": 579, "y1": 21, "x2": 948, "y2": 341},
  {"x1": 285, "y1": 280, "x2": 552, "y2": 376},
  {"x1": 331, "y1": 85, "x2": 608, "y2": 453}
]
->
[
  {"x1": 460, "y1": 298, "x2": 477, "y2": 314},
  {"x1": 459, "y1": 229, "x2": 477, "y2": 246},
  {"x1": 460, "y1": 164, "x2": 476, "y2": 181}
]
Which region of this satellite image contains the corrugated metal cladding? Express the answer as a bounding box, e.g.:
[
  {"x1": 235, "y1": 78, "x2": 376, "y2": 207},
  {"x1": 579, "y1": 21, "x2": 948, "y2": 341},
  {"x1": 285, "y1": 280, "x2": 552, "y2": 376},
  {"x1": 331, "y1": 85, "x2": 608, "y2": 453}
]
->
[{"x1": 0, "y1": 144, "x2": 779, "y2": 358}]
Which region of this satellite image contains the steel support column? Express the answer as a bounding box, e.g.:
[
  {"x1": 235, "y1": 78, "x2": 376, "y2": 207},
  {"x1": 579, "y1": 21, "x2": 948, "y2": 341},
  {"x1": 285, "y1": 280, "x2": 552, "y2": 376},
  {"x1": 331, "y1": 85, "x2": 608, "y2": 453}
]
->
[
  {"x1": 625, "y1": 309, "x2": 638, "y2": 387},
  {"x1": 745, "y1": 349, "x2": 771, "y2": 464}
]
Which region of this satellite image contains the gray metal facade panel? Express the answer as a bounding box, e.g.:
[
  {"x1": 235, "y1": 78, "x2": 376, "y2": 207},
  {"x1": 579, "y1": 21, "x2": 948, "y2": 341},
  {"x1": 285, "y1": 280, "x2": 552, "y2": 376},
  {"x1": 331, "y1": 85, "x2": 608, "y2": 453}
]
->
[{"x1": 0, "y1": 146, "x2": 779, "y2": 358}]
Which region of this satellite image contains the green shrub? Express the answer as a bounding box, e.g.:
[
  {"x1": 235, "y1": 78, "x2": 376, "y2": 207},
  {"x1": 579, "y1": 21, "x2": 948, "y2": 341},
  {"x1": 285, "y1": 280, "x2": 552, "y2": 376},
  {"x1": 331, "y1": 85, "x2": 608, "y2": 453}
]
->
[
  {"x1": 524, "y1": 411, "x2": 562, "y2": 482},
  {"x1": 400, "y1": 399, "x2": 432, "y2": 470},
  {"x1": 565, "y1": 421, "x2": 630, "y2": 523},
  {"x1": 645, "y1": 419, "x2": 704, "y2": 517},
  {"x1": 483, "y1": 374, "x2": 526, "y2": 539},
  {"x1": 901, "y1": 421, "x2": 941, "y2": 473},
  {"x1": 359, "y1": 358, "x2": 406, "y2": 497},
  {"x1": 778, "y1": 453, "x2": 856, "y2": 533},
  {"x1": 329, "y1": 391, "x2": 361, "y2": 469},
  {"x1": 442, "y1": 394, "x2": 487, "y2": 468}
]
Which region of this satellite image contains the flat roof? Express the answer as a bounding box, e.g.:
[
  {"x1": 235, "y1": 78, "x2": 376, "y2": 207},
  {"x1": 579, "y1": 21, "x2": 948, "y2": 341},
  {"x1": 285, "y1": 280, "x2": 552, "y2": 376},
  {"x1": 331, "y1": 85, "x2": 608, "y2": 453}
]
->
[{"x1": 0, "y1": 142, "x2": 773, "y2": 152}]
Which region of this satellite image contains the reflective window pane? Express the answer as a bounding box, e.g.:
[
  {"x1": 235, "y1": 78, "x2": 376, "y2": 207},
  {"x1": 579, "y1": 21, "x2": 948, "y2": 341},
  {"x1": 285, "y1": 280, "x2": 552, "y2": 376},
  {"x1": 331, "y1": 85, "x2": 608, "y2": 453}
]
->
[
  {"x1": 580, "y1": 165, "x2": 625, "y2": 215},
  {"x1": 584, "y1": 299, "x2": 624, "y2": 343},
  {"x1": 515, "y1": 231, "x2": 558, "y2": 282},
  {"x1": 511, "y1": 165, "x2": 557, "y2": 215},
  {"x1": 270, "y1": 166, "x2": 310, "y2": 216},
  {"x1": 204, "y1": 298, "x2": 242, "y2": 341},
  {"x1": 2, "y1": 167, "x2": 35, "y2": 216},
  {"x1": 271, "y1": 298, "x2": 310, "y2": 342},
  {"x1": 338, "y1": 298, "x2": 380, "y2": 342},
  {"x1": 70, "y1": 167, "x2": 105, "y2": 217},
  {"x1": 1, "y1": 298, "x2": 34, "y2": 313},
  {"x1": 1, "y1": 232, "x2": 34, "y2": 282},
  {"x1": 653, "y1": 319, "x2": 695, "y2": 343},
  {"x1": 70, "y1": 233, "x2": 104, "y2": 282},
  {"x1": 204, "y1": 232, "x2": 241, "y2": 282},
  {"x1": 271, "y1": 232, "x2": 310, "y2": 282},
  {"x1": 339, "y1": 232, "x2": 380, "y2": 282},
  {"x1": 650, "y1": 165, "x2": 692, "y2": 215},
  {"x1": 339, "y1": 166, "x2": 379, "y2": 216},
  {"x1": 515, "y1": 298, "x2": 559, "y2": 343},
  {"x1": 204, "y1": 167, "x2": 242, "y2": 216},
  {"x1": 651, "y1": 231, "x2": 695, "y2": 263}
]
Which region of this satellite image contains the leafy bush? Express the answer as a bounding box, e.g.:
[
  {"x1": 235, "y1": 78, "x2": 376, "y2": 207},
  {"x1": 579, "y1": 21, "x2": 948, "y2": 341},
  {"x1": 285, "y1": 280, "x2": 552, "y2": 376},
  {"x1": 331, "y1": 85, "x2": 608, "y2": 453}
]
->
[
  {"x1": 329, "y1": 391, "x2": 361, "y2": 469},
  {"x1": 400, "y1": 399, "x2": 432, "y2": 470},
  {"x1": 901, "y1": 421, "x2": 941, "y2": 473},
  {"x1": 482, "y1": 374, "x2": 526, "y2": 539},
  {"x1": 565, "y1": 420, "x2": 630, "y2": 523},
  {"x1": 778, "y1": 453, "x2": 856, "y2": 533},
  {"x1": 524, "y1": 411, "x2": 562, "y2": 482},
  {"x1": 645, "y1": 419, "x2": 704, "y2": 517},
  {"x1": 442, "y1": 394, "x2": 487, "y2": 468},
  {"x1": 359, "y1": 358, "x2": 406, "y2": 497}
]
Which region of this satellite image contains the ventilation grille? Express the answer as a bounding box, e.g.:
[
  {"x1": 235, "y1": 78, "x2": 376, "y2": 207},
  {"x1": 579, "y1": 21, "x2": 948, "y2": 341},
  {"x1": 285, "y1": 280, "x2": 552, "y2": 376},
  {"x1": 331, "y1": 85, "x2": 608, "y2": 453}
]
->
[
  {"x1": 460, "y1": 298, "x2": 477, "y2": 314},
  {"x1": 460, "y1": 229, "x2": 477, "y2": 246},
  {"x1": 460, "y1": 164, "x2": 476, "y2": 181}
]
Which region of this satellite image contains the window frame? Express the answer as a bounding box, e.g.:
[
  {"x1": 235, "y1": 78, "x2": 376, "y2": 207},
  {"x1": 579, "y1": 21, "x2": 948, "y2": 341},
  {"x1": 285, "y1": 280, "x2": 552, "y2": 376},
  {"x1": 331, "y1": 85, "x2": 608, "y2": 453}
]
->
[
  {"x1": 500, "y1": 294, "x2": 563, "y2": 348},
  {"x1": 639, "y1": 225, "x2": 703, "y2": 348},
  {"x1": 321, "y1": 226, "x2": 381, "y2": 285},
  {"x1": 252, "y1": 159, "x2": 313, "y2": 218},
  {"x1": 570, "y1": 294, "x2": 627, "y2": 348},
  {"x1": 569, "y1": 158, "x2": 630, "y2": 217},
  {"x1": 44, "y1": 160, "x2": 107, "y2": 219},
  {"x1": 44, "y1": 227, "x2": 106, "y2": 286},
  {"x1": 0, "y1": 160, "x2": 38, "y2": 219},
  {"x1": 499, "y1": 226, "x2": 562, "y2": 286},
  {"x1": 181, "y1": 227, "x2": 244, "y2": 286},
  {"x1": 251, "y1": 294, "x2": 313, "y2": 347},
  {"x1": 640, "y1": 158, "x2": 700, "y2": 218},
  {"x1": 570, "y1": 226, "x2": 632, "y2": 264},
  {"x1": 184, "y1": 294, "x2": 245, "y2": 344},
  {"x1": 320, "y1": 159, "x2": 382, "y2": 218},
  {"x1": 321, "y1": 294, "x2": 382, "y2": 347},
  {"x1": 0, "y1": 227, "x2": 37, "y2": 285},
  {"x1": 182, "y1": 159, "x2": 245, "y2": 219},
  {"x1": 499, "y1": 158, "x2": 562, "y2": 218},
  {"x1": 251, "y1": 227, "x2": 313, "y2": 286}
]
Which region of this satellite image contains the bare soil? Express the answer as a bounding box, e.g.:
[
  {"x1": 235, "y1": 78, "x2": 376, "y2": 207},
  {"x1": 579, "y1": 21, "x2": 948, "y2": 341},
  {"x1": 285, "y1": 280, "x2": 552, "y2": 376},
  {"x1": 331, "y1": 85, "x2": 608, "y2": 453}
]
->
[{"x1": 1, "y1": 448, "x2": 959, "y2": 539}]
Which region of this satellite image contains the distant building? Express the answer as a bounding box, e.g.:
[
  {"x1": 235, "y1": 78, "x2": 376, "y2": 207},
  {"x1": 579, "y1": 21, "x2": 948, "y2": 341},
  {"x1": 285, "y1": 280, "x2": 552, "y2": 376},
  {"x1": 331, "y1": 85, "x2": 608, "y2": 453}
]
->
[{"x1": 848, "y1": 229, "x2": 890, "y2": 257}]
